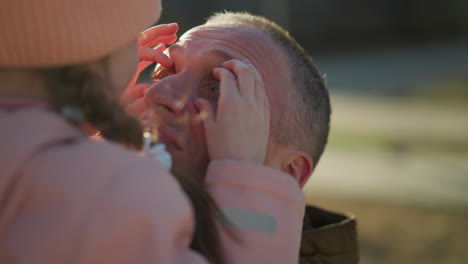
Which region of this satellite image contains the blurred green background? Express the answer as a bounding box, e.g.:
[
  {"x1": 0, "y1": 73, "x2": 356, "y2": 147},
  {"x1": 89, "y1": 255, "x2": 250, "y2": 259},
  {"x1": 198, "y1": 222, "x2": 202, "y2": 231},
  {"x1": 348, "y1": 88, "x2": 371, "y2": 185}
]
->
[{"x1": 158, "y1": 1, "x2": 468, "y2": 263}]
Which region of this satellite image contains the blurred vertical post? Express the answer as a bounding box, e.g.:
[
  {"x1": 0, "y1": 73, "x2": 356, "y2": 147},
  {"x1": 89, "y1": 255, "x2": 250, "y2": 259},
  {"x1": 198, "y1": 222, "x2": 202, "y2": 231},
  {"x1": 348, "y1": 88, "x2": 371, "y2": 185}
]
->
[{"x1": 258, "y1": 0, "x2": 290, "y2": 30}]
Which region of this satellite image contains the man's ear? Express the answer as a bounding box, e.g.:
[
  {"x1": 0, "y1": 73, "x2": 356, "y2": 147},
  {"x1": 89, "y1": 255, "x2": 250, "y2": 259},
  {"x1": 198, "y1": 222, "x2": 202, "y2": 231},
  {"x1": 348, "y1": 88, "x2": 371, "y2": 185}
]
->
[{"x1": 281, "y1": 151, "x2": 313, "y2": 187}]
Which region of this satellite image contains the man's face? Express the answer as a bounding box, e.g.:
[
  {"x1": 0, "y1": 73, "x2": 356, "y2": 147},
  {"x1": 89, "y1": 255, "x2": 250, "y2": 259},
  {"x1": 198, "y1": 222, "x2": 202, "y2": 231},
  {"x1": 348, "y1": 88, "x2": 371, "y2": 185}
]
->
[{"x1": 142, "y1": 24, "x2": 290, "y2": 180}]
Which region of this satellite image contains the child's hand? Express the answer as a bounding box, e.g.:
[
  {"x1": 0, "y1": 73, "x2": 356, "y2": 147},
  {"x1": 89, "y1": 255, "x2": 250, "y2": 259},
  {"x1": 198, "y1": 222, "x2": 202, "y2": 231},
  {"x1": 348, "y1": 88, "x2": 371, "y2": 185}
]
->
[
  {"x1": 122, "y1": 23, "x2": 179, "y2": 117},
  {"x1": 195, "y1": 59, "x2": 270, "y2": 164},
  {"x1": 127, "y1": 23, "x2": 179, "y2": 88},
  {"x1": 120, "y1": 84, "x2": 148, "y2": 118}
]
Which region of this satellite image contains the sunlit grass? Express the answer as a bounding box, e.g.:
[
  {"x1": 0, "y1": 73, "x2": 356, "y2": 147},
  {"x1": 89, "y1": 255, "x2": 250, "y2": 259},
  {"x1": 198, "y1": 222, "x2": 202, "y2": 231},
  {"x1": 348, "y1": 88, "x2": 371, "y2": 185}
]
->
[
  {"x1": 409, "y1": 77, "x2": 468, "y2": 106},
  {"x1": 329, "y1": 128, "x2": 468, "y2": 157},
  {"x1": 306, "y1": 91, "x2": 468, "y2": 208},
  {"x1": 327, "y1": 90, "x2": 468, "y2": 157}
]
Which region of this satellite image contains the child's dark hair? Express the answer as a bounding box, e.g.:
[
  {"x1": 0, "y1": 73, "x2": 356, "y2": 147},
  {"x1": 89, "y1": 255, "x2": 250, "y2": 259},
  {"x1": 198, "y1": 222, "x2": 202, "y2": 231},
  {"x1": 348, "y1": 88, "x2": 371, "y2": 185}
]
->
[
  {"x1": 175, "y1": 174, "x2": 227, "y2": 264},
  {"x1": 43, "y1": 64, "x2": 143, "y2": 150}
]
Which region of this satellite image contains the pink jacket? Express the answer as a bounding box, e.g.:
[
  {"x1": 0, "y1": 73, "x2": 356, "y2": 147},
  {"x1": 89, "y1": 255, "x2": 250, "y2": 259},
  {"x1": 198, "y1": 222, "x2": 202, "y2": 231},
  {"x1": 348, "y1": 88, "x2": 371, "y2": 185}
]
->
[{"x1": 0, "y1": 108, "x2": 305, "y2": 263}]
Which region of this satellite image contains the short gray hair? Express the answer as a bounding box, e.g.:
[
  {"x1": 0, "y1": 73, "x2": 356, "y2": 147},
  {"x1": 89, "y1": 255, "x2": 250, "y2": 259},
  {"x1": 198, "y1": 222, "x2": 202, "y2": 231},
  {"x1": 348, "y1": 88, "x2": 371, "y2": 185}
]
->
[{"x1": 206, "y1": 12, "x2": 331, "y2": 167}]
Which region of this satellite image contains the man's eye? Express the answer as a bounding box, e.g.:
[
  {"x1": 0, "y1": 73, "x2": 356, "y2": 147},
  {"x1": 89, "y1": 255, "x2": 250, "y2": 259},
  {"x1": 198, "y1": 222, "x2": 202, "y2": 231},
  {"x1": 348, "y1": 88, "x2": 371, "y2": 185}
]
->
[
  {"x1": 159, "y1": 72, "x2": 171, "y2": 79},
  {"x1": 203, "y1": 82, "x2": 220, "y2": 93},
  {"x1": 152, "y1": 69, "x2": 172, "y2": 82},
  {"x1": 199, "y1": 81, "x2": 220, "y2": 100}
]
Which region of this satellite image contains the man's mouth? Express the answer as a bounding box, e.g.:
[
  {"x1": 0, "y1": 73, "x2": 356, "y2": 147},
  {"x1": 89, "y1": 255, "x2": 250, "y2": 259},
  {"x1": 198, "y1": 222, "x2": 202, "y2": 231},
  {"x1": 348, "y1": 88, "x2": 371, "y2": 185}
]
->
[
  {"x1": 155, "y1": 126, "x2": 183, "y2": 152},
  {"x1": 140, "y1": 109, "x2": 186, "y2": 152}
]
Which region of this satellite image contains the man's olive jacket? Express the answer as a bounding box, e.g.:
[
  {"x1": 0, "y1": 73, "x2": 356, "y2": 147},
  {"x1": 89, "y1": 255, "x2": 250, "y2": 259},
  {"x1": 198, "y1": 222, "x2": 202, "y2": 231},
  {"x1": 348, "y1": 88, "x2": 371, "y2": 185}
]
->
[{"x1": 300, "y1": 205, "x2": 359, "y2": 264}]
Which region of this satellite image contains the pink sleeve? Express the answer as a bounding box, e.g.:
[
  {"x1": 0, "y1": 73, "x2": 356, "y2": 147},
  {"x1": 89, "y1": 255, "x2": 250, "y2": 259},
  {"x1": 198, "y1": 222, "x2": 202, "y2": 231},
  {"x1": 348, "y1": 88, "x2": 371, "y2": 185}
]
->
[
  {"x1": 0, "y1": 141, "x2": 208, "y2": 264},
  {"x1": 205, "y1": 160, "x2": 305, "y2": 264}
]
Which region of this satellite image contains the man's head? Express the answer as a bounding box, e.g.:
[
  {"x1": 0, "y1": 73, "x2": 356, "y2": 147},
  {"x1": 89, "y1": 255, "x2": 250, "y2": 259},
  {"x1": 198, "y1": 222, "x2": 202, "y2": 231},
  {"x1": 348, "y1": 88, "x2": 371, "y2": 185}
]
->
[{"x1": 144, "y1": 12, "x2": 330, "y2": 186}]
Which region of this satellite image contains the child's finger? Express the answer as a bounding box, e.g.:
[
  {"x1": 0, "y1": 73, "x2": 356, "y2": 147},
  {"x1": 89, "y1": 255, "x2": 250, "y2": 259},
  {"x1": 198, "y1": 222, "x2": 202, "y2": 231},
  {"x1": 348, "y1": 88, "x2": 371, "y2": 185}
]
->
[
  {"x1": 154, "y1": 43, "x2": 166, "y2": 52},
  {"x1": 222, "y1": 60, "x2": 255, "y2": 99},
  {"x1": 139, "y1": 23, "x2": 179, "y2": 47},
  {"x1": 195, "y1": 98, "x2": 216, "y2": 143},
  {"x1": 125, "y1": 98, "x2": 148, "y2": 118},
  {"x1": 121, "y1": 83, "x2": 149, "y2": 105},
  {"x1": 138, "y1": 47, "x2": 173, "y2": 68},
  {"x1": 195, "y1": 98, "x2": 215, "y2": 123},
  {"x1": 144, "y1": 34, "x2": 178, "y2": 49},
  {"x1": 213, "y1": 67, "x2": 240, "y2": 103}
]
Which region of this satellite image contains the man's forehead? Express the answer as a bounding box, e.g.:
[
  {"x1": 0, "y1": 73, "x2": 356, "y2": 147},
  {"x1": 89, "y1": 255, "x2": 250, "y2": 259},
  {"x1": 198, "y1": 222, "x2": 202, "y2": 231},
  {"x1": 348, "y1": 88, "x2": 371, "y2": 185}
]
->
[
  {"x1": 177, "y1": 24, "x2": 276, "y2": 61},
  {"x1": 180, "y1": 24, "x2": 266, "y2": 42},
  {"x1": 175, "y1": 23, "x2": 291, "y2": 124},
  {"x1": 168, "y1": 43, "x2": 236, "y2": 62}
]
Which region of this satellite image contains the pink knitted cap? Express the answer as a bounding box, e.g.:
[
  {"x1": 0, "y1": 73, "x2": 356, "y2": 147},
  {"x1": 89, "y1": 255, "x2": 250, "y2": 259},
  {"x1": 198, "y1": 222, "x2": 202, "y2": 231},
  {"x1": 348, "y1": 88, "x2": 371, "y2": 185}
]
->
[{"x1": 0, "y1": 0, "x2": 161, "y2": 67}]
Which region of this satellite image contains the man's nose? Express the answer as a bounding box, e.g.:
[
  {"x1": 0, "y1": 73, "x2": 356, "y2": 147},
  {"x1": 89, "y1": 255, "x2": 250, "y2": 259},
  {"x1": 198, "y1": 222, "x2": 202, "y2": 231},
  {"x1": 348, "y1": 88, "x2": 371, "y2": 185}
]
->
[{"x1": 144, "y1": 74, "x2": 192, "y2": 115}]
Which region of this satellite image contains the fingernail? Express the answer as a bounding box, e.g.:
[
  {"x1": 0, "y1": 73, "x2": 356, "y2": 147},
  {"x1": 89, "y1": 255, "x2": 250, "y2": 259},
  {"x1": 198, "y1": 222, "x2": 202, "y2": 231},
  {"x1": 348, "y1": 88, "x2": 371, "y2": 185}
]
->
[
  {"x1": 243, "y1": 59, "x2": 252, "y2": 65},
  {"x1": 197, "y1": 110, "x2": 208, "y2": 121}
]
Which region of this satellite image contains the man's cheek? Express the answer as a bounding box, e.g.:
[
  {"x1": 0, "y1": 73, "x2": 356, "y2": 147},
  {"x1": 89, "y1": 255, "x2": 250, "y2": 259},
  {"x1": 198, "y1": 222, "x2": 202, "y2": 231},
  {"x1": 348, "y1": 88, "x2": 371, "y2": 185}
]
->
[{"x1": 190, "y1": 120, "x2": 208, "y2": 154}]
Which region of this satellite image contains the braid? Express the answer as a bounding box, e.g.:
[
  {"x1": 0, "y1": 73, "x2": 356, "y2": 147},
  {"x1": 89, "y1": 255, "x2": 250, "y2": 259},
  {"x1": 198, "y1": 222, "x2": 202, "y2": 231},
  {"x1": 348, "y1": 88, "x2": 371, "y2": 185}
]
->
[
  {"x1": 174, "y1": 174, "x2": 226, "y2": 264},
  {"x1": 43, "y1": 65, "x2": 143, "y2": 150}
]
